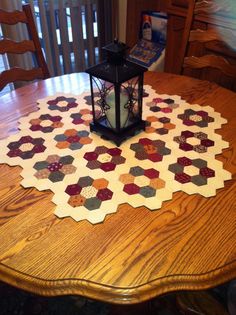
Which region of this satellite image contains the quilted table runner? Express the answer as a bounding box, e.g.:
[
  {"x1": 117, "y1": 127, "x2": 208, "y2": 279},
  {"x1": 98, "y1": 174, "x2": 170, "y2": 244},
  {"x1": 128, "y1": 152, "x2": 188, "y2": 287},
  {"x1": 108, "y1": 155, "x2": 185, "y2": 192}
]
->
[{"x1": 0, "y1": 86, "x2": 231, "y2": 224}]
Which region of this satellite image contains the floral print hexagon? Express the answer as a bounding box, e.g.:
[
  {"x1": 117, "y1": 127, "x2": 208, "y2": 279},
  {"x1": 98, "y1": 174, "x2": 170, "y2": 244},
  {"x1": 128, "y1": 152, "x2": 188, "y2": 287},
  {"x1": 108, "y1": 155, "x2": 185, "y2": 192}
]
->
[
  {"x1": 70, "y1": 108, "x2": 92, "y2": 126},
  {"x1": 178, "y1": 109, "x2": 214, "y2": 127},
  {"x1": 83, "y1": 146, "x2": 126, "y2": 172},
  {"x1": 7, "y1": 136, "x2": 46, "y2": 159},
  {"x1": 145, "y1": 116, "x2": 176, "y2": 135},
  {"x1": 33, "y1": 154, "x2": 77, "y2": 182},
  {"x1": 29, "y1": 114, "x2": 63, "y2": 133},
  {"x1": 168, "y1": 157, "x2": 215, "y2": 186},
  {"x1": 174, "y1": 130, "x2": 214, "y2": 153},
  {"x1": 146, "y1": 97, "x2": 179, "y2": 114},
  {"x1": 119, "y1": 166, "x2": 165, "y2": 197},
  {"x1": 83, "y1": 92, "x2": 100, "y2": 105},
  {"x1": 130, "y1": 138, "x2": 171, "y2": 162},
  {"x1": 54, "y1": 129, "x2": 92, "y2": 150},
  {"x1": 47, "y1": 96, "x2": 78, "y2": 112},
  {"x1": 65, "y1": 176, "x2": 113, "y2": 210}
]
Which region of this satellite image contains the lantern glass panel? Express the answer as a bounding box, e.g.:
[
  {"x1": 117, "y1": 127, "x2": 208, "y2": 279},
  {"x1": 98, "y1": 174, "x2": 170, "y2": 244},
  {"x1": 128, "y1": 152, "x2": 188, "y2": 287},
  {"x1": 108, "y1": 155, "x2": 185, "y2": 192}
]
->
[{"x1": 91, "y1": 76, "x2": 141, "y2": 131}]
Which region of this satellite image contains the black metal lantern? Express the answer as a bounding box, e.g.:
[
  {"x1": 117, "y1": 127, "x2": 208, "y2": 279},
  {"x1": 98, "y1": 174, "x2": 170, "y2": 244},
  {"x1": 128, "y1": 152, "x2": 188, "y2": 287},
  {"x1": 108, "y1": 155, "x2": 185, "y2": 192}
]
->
[{"x1": 86, "y1": 39, "x2": 147, "y2": 146}]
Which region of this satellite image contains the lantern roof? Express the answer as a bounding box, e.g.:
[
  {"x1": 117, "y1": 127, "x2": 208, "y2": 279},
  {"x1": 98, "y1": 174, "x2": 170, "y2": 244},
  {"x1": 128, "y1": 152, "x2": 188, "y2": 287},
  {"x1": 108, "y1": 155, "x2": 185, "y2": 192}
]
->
[
  {"x1": 86, "y1": 39, "x2": 147, "y2": 83},
  {"x1": 103, "y1": 39, "x2": 128, "y2": 54},
  {"x1": 86, "y1": 60, "x2": 147, "y2": 84}
]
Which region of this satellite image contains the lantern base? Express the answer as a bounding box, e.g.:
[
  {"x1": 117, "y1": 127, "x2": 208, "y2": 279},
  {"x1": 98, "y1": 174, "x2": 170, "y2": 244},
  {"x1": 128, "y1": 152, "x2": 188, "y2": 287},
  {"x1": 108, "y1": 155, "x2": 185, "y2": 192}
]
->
[{"x1": 90, "y1": 120, "x2": 146, "y2": 146}]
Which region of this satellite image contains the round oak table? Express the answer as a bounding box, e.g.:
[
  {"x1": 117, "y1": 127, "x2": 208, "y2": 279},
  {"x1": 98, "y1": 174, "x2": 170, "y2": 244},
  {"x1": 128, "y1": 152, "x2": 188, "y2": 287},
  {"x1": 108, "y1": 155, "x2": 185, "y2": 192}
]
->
[{"x1": 0, "y1": 72, "x2": 235, "y2": 304}]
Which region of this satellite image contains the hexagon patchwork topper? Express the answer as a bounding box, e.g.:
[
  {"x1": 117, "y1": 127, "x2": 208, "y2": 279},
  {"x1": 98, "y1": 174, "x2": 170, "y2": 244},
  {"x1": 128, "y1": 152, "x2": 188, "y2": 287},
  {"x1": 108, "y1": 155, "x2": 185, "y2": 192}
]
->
[{"x1": 0, "y1": 88, "x2": 231, "y2": 224}]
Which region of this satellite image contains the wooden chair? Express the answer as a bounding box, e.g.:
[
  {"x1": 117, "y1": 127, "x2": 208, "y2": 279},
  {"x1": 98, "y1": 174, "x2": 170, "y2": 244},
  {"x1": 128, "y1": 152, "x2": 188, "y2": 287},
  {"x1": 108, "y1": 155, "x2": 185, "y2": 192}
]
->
[
  {"x1": 176, "y1": 291, "x2": 229, "y2": 315},
  {"x1": 0, "y1": 4, "x2": 50, "y2": 91},
  {"x1": 178, "y1": 0, "x2": 236, "y2": 88}
]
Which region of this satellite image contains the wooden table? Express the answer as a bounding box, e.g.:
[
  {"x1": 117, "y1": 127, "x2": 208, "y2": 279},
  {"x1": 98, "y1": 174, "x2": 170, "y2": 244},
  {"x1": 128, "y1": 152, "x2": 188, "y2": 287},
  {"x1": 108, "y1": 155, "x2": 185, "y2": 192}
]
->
[{"x1": 0, "y1": 72, "x2": 235, "y2": 304}]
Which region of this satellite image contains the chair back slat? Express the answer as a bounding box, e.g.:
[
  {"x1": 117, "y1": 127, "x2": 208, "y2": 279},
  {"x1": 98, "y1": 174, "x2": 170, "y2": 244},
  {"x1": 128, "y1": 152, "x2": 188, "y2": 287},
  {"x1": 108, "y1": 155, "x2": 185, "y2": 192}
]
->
[
  {"x1": 0, "y1": 68, "x2": 44, "y2": 91},
  {"x1": 194, "y1": 0, "x2": 217, "y2": 15},
  {"x1": 0, "y1": 39, "x2": 35, "y2": 54},
  {"x1": 0, "y1": 10, "x2": 27, "y2": 24},
  {"x1": 0, "y1": 4, "x2": 50, "y2": 91},
  {"x1": 189, "y1": 28, "x2": 236, "y2": 48},
  {"x1": 183, "y1": 55, "x2": 236, "y2": 77},
  {"x1": 194, "y1": 0, "x2": 235, "y2": 16}
]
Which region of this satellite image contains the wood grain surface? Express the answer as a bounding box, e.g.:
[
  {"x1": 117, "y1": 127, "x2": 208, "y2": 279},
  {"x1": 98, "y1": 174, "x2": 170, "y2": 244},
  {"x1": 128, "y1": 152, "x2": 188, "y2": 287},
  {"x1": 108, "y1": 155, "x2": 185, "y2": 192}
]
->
[{"x1": 0, "y1": 72, "x2": 235, "y2": 304}]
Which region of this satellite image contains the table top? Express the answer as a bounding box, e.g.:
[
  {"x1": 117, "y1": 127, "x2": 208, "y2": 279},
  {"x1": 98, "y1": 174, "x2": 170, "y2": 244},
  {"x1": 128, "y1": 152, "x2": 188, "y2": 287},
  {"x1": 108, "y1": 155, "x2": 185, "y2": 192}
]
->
[{"x1": 0, "y1": 72, "x2": 235, "y2": 304}]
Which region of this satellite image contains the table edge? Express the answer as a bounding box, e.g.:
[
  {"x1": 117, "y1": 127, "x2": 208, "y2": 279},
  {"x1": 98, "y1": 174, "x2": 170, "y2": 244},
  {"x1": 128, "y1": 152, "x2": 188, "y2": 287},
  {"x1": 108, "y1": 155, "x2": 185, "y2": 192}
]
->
[{"x1": 1, "y1": 260, "x2": 235, "y2": 304}]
